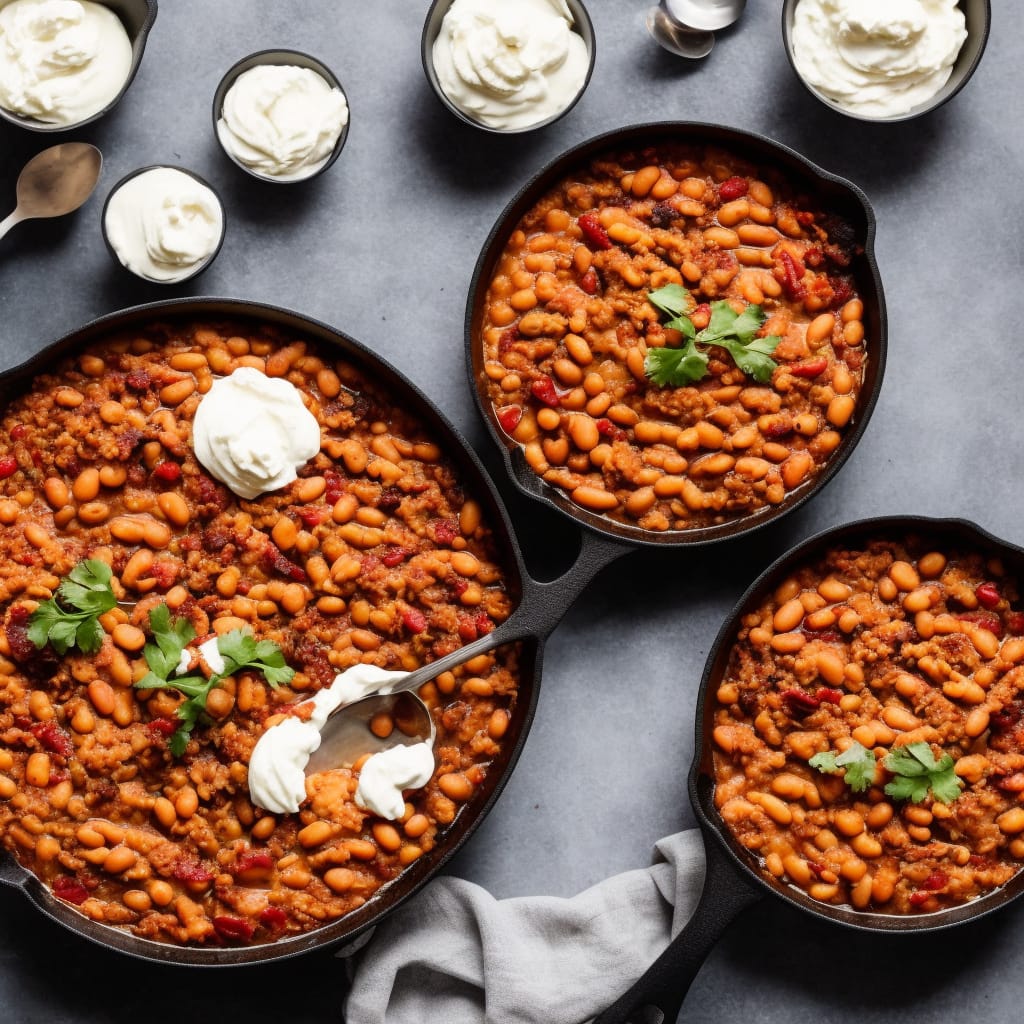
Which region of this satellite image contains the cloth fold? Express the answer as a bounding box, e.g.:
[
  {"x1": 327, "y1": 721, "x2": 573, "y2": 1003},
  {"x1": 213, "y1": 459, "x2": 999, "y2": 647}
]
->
[{"x1": 343, "y1": 830, "x2": 705, "y2": 1024}]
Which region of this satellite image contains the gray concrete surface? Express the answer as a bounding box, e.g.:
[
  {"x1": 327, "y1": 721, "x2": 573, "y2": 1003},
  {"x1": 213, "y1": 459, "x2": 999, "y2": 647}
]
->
[{"x1": 0, "y1": 0, "x2": 1021, "y2": 1020}]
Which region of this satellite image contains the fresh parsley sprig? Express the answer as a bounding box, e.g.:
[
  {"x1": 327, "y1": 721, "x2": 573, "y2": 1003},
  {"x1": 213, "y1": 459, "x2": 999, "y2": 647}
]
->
[
  {"x1": 883, "y1": 743, "x2": 963, "y2": 805},
  {"x1": 808, "y1": 741, "x2": 877, "y2": 793},
  {"x1": 27, "y1": 559, "x2": 117, "y2": 655},
  {"x1": 136, "y1": 604, "x2": 295, "y2": 756},
  {"x1": 643, "y1": 284, "x2": 782, "y2": 387}
]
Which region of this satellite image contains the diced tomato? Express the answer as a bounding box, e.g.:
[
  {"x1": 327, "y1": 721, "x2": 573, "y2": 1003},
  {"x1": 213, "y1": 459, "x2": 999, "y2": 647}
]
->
[
  {"x1": 213, "y1": 916, "x2": 256, "y2": 942},
  {"x1": 530, "y1": 376, "x2": 561, "y2": 408},
  {"x1": 401, "y1": 607, "x2": 427, "y2": 634},
  {"x1": 496, "y1": 405, "x2": 523, "y2": 434},
  {"x1": 718, "y1": 176, "x2": 748, "y2": 201}
]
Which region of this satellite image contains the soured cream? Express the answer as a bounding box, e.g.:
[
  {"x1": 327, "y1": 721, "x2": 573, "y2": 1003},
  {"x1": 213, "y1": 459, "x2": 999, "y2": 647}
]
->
[
  {"x1": 217, "y1": 63, "x2": 349, "y2": 180},
  {"x1": 354, "y1": 743, "x2": 435, "y2": 821},
  {"x1": 104, "y1": 167, "x2": 223, "y2": 283},
  {"x1": 0, "y1": 0, "x2": 132, "y2": 125},
  {"x1": 191, "y1": 367, "x2": 320, "y2": 500},
  {"x1": 432, "y1": 0, "x2": 589, "y2": 130},
  {"x1": 791, "y1": 0, "x2": 967, "y2": 118}
]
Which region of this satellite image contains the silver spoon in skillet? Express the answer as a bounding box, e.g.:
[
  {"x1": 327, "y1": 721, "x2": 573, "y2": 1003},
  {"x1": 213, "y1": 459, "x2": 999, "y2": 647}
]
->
[{"x1": 0, "y1": 143, "x2": 103, "y2": 242}]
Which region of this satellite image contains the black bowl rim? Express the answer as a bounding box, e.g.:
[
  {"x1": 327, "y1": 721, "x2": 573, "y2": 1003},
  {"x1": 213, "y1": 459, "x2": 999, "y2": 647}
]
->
[
  {"x1": 690, "y1": 512, "x2": 1024, "y2": 934},
  {"x1": 0, "y1": 296, "x2": 544, "y2": 966},
  {"x1": 464, "y1": 119, "x2": 888, "y2": 549},
  {"x1": 100, "y1": 164, "x2": 227, "y2": 284},
  {"x1": 420, "y1": 0, "x2": 597, "y2": 135},
  {"x1": 0, "y1": 0, "x2": 159, "y2": 133},
  {"x1": 780, "y1": 0, "x2": 992, "y2": 124},
  {"x1": 211, "y1": 48, "x2": 351, "y2": 184}
]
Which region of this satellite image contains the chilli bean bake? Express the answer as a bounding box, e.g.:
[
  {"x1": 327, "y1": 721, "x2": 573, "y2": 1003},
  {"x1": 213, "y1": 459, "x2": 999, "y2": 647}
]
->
[
  {"x1": 0, "y1": 321, "x2": 519, "y2": 946},
  {"x1": 713, "y1": 537, "x2": 1024, "y2": 914},
  {"x1": 480, "y1": 143, "x2": 868, "y2": 531}
]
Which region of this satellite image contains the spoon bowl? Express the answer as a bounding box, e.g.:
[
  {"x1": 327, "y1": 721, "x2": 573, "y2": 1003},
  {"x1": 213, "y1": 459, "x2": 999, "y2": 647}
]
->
[
  {"x1": 0, "y1": 143, "x2": 103, "y2": 241},
  {"x1": 305, "y1": 691, "x2": 435, "y2": 775},
  {"x1": 645, "y1": 7, "x2": 715, "y2": 59},
  {"x1": 665, "y1": 0, "x2": 746, "y2": 32}
]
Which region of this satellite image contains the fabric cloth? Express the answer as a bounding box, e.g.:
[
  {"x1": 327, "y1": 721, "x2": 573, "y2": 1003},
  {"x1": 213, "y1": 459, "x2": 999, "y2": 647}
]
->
[{"x1": 343, "y1": 829, "x2": 706, "y2": 1024}]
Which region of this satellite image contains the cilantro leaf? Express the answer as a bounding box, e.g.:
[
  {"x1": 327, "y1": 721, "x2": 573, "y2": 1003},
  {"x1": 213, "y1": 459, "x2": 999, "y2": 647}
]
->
[
  {"x1": 809, "y1": 741, "x2": 877, "y2": 793},
  {"x1": 647, "y1": 283, "x2": 694, "y2": 320},
  {"x1": 700, "y1": 302, "x2": 782, "y2": 384},
  {"x1": 644, "y1": 343, "x2": 709, "y2": 387},
  {"x1": 883, "y1": 742, "x2": 963, "y2": 805},
  {"x1": 28, "y1": 558, "x2": 117, "y2": 655},
  {"x1": 716, "y1": 334, "x2": 783, "y2": 384}
]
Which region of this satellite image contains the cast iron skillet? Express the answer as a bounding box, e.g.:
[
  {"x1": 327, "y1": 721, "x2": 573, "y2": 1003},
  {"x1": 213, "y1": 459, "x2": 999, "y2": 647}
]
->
[
  {"x1": 466, "y1": 121, "x2": 887, "y2": 563},
  {"x1": 0, "y1": 297, "x2": 623, "y2": 966},
  {"x1": 594, "y1": 515, "x2": 1024, "y2": 1024}
]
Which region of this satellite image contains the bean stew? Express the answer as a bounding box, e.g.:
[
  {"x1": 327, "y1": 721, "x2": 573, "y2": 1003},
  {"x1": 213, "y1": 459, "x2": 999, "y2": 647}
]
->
[{"x1": 0, "y1": 319, "x2": 520, "y2": 947}]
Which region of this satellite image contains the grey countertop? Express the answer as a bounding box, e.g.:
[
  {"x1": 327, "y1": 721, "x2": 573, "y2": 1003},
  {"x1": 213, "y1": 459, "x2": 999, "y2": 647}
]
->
[{"x1": 1, "y1": 1, "x2": 1022, "y2": 1021}]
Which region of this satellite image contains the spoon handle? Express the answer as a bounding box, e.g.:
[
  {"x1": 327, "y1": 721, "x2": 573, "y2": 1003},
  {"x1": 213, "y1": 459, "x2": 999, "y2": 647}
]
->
[{"x1": 0, "y1": 210, "x2": 25, "y2": 242}]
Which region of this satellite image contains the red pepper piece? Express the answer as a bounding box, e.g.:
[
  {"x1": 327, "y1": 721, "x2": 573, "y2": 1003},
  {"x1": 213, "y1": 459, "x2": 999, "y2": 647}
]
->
[
  {"x1": 782, "y1": 688, "x2": 820, "y2": 714},
  {"x1": 432, "y1": 518, "x2": 459, "y2": 546},
  {"x1": 381, "y1": 545, "x2": 409, "y2": 568},
  {"x1": 263, "y1": 543, "x2": 308, "y2": 583},
  {"x1": 234, "y1": 850, "x2": 275, "y2": 875},
  {"x1": 401, "y1": 607, "x2": 428, "y2": 634},
  {"x1": 976, "y1": 582, "x2": 1000, "y2": 609},
  {"x1": 213, "y1": 916, "x2": 256, "y2": 942},
  {"x1": 474, "y1": 611, "x2": 494, "y2": 635},
  {"x1": 777, "y1": 251, "x2": 806, "y2": 300},
  {"x1": 530, "y1": 376, "x2": 561, "y2": 408},
  {"x1": 172, "y1": 858, "x2": 213, "y2": 884},
  {"x1": 496, "y1": 405, "x2": 523, "y2": 434},
  {"x1": 0, "y1": 457, "x2": 17, "y2": 479},
  {"x1": 596, "y1": 418, "x2": 626, "y2": 442},
  {"x1": 718, "y1": 176, "x2": 749, "y2": 202},
  {"x1": 457, "y1": 615, "x2": 478, "y2": 643},
  {"x1": 147, "y1": 717, "x2": 178, "y2": 740},
  {"x1": 31, "y1": 721, "x2": 74, "y2": 758},
  {"x1": 579, "y1": 267, "x2": 600, "y2": 294},
  {"x1": 909, "y1": 890, "x2": 932, "y2": 908},
  {"x1": 297, "y1": 506, "x2": 330, "y2": 529},
  {"x1": 153, "y1": 461, "x2": 181, "y2": 482},
  {"x1": 815, "y1": 688, "x2": 843, "y2": 705},
  {"x1": 259, "y1": 907, "x2": 288, "y2": 931},
  {"x1": 324, "y1": 470, "x2": 344, "y2": 505},
  {"x1": 789, "y1": 357, "x2": 829, "y2": 378},
  {"x1": 52, "y1": 875, "x2": 91, "y2": 905},
  {"x1": 578, "y1": 212, "x2": 612, "y2": 250}
]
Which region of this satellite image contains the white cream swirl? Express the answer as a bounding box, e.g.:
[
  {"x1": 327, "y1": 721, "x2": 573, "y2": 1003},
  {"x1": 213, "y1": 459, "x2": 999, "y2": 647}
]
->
[
  {"x1": 432, "y1": 0, "x2": 589, "y2": 130},
  {"x1": 791, "y1": 0, "x2": 967, "y2": 118},
  {"x1": 104, "y1": 167, "x2": 223, "y2": 283},
  {"x1": 217, "y1": 64, "x2": 349, "y2": 180},
  {"x1": 0, "y1": 0, "x2": 132, "y2": 125},
  {"x1": 354, "y1": 744, "x2": 436, "y2": 821},
  {"x1": 191, "y1": 367, "x2": 321, "y2": 500}
]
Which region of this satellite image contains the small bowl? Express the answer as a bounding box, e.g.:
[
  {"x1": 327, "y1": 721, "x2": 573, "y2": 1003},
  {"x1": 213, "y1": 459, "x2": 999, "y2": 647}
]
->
[
  {"x1": 101, "y1": 165, "x2": 225, "y2": 284},
  {"x1": 212, "y1": 49, "x2": 350, "y2": 184},
  {"x1": 781, "y1": 0, "x2": 990, "y2": 123},
  {"x1": 421, "y1": 0, "x2": 596, "y2": 134},
  {"x1": 0, "y1": 0, "x2": 157, "y2": 133}
]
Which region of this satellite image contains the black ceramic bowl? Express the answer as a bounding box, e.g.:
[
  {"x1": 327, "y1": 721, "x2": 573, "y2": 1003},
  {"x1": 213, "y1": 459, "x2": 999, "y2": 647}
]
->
[
  {"x1": 212, "y1": 49, "x2": 350, "y2": 183},
  {"x1": 421, "y1": 0, "x2": 596, "y2": 134},
  {"x1": 781, "y1": 0, "x2": 991, "y2": 123},
  {"x1": 100, "y1": 165, "x2": 226, "y2": 284},
  {"x1": 0, "y1": 0, "x2": 157, "y2": 133}
]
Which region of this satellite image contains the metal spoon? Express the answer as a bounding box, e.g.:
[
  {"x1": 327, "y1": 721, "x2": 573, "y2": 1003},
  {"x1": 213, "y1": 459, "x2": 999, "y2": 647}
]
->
[
  {"x1": 306, "y1": 690, "x2": 436, "y2": 774},
  {"x1": 664, "y1": 0, "x2": 747, "y2": 32},
  {"x1": 0, "y1": 142, "x2": 102, "y2": 242},
  {"x1": 645, "y1": 6, "x2": 716, "y2": 59}
]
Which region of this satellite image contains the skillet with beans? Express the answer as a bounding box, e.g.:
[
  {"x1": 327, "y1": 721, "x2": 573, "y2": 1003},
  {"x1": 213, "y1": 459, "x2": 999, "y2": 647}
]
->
[
  {"x1": 0, "y1": 320, "x2": 519, "y2": 946},
  {"x1": 712, "y1": 537, "x2": 1024, "y2": 915},
  {"x1": 479, "y1": 142, "x2": 868, "y2": 531}
]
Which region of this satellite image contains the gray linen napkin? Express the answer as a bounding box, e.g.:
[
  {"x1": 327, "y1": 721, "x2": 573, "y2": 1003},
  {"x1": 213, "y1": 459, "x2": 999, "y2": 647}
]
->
[{"x1": 343, "y1": 829, "x2": 705, "y2": 1024}]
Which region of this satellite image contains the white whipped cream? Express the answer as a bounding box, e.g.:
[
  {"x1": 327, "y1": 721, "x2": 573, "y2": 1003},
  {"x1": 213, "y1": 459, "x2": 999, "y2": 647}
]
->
[
  {"x1": 217, "y1": 64, "x2": 349, "y2": 180},
  {"x1": 247, "y1": 664, "x2": 413, "y2": 814},
  {"x1": 0, "y1": 0, "x2": 132, "y2": 125},
  {"x1": 191, "y1": 367, "x2": 320, "y2": 501},
  {"x1": 432, "y1": 0, "x2": 589, "y2": 130},
  {"x1": 791, "y1": 0, "x2": 967, "y2": 118},
  {"x1": 104, "y1": 167, "x2": 224, "y2": 284},
  {"x1": 354, "y1": 743, "x2": 436, "y2": 821}
]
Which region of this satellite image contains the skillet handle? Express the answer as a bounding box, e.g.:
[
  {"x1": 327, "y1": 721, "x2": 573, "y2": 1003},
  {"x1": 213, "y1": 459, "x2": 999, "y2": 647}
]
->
[{"x1": 593, "y1": 835, "x2": 761, "y2": 1024}]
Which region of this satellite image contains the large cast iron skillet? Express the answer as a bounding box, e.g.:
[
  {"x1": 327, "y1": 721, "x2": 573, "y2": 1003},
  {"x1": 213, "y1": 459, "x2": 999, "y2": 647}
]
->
[
  {"x1": 466, "y1": 121, "x2": 887, "y2": 553},
  {"x1": 0, "y1": 297, "x2": 625, "y2": 966},
  {"x1": 595, "y1": 516, "x2": 1024, "y2": 1024}
]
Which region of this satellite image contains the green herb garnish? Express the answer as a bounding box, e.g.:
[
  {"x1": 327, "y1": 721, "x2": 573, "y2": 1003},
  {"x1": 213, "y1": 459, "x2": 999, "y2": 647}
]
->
[
  {"x1": 883, "y1": 742, "x2": 963, "y2": 805},
  {"x1": 27, "y1": 559, "x2": 117, "y2": 655},
  {"x1": 643, "y1": 284, "x2": 782, "y2": 387},
  {"x1": 809, "y1": 741, "x2": 877, "y2": 793},
  {"x1": 136, "y1": 604, "x2": 294, "y2": 756}
]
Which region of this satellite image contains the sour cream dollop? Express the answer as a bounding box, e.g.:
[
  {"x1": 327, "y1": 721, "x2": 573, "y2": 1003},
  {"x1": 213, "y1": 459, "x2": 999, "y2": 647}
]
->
[
  {"x1": 791, "y1": 0, "x2": 967, "y2": 118},
  {"x1": 247, "y1": 665, "x2": 419, "y2": 815},
  {"x1": 432, "y1": 0, "x2": 589, "y2": 131},
  {"x1": 354, "y1": 743, "x2": 436, "y2": 821},
  {"x1": 0, "y1": 0, "x2": 132, "y2": 125},
  {"x1": 104, "y1": 167, "x2": 224, "y2": 283},
  {"x1": 191, "y1": 367, "x2": 321, "y2": 500},
  {"x1": 217, "y1": 64, "x2": 349, "y2": 180}
]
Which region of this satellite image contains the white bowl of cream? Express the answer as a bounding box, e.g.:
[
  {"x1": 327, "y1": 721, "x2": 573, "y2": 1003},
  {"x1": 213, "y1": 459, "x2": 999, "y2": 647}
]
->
[
  {"x1": 102, "y1": 165, "x2": 225, "y2": 284},
  {"x1": 422, "y1": 0, "x2": 595, "y2": 133},
  {"x1": 0, "y1": 0, "x2": 156, "y2": 131},
  {"x1": 782, "y1": 0, "x2": 990, "y2": 122},
  {"x1": 213, "y1": 49, "x2": 350, "y2": 183}
]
